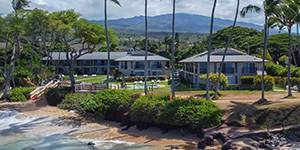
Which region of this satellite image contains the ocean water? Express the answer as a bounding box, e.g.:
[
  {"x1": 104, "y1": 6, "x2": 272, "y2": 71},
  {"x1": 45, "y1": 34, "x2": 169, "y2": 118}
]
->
[{"x1": 0, "y1": 111, "x2": 162, "y2": 150}]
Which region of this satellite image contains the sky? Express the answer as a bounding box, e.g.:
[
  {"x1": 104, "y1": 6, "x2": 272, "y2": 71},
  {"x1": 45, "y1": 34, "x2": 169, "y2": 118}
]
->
[{"x1": 0, "y1": 0, "x2": 265, "y2": 25}]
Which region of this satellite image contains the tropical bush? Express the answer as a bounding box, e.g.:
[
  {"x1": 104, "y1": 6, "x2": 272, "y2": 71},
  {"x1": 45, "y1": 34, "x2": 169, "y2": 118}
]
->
[
  {"x1": 265, "y1": 62, "x2": 285, "y2": 77},
  {"x1": 46, "y1": 87, "x2": 73, "y2": 106},
  {"x1": 253, "y1": 75, "x2": 275, "y2": 91},
  {"x1": 241, "y1": 76, "x2": 255, "y2": 85},
  {"x1": 58, "y1": 89, "x2": 134, "y2": 117},
  {"x1": 0, "y1": 77, "x2": 4, "y2": 89},
  {"x1": 157, "y1": 98, "x2": 222, "y2": 128},
  {"x1": 130, "y1": 94, "x2": 169, "y2": 123},
  {"x1": 9, "y1": 87, "x2": 34, "y2": 102},
  {"x1": 200, "y1": 73, "x2": 228, "y2": 90}
]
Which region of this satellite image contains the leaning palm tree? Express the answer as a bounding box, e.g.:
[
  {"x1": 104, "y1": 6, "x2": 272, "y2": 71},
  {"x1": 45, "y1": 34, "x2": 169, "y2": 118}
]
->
[
  {"x1": 144, "y1": 0, "x2": 148, "y2": 96},
  {"x1": 104, "y1": 0, "x2": 121, "y2": 89},
  {"x1": 214, "y1": 0, "x2": 240, "y2": 99},
  {"x1": 206, "y1": 0, "x2": 218, "y2": 100},
  {"x1": 240, "y1": 0, "x2": 281, "y2": 101},
  {"x1": 272, "y1": 0, "x2": 300, "y2": 96},
  {"x1": 171, "y1": 0, "x2": 176, "y2": 98}
]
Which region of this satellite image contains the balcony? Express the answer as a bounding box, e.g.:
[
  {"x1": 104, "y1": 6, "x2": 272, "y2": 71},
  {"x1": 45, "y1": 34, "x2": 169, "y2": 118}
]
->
[
  {"x1": 151, "y1": 64, "x2": 162, "y2": 69},
  {"x1": 221, "y1": 68, "x2": 234, "y2": 74},
  {"x1": 200, "y1": 68, "x2": 207, "y2": 74},
  {"x1": 242, "y1": 67, "x2": 257, "y2": 74},
  {"x1": 135, "y1": 65, "x2": 145, "y2": 69}
]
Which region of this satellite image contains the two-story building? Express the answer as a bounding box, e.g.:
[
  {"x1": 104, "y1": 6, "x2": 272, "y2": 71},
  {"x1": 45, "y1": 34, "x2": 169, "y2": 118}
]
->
[
  {"x1": 179, "y1": 48, "x2": 264, "y2": 85},
  {"x1": 48, "y1": 48, "x2": 169, "y2": 76}
]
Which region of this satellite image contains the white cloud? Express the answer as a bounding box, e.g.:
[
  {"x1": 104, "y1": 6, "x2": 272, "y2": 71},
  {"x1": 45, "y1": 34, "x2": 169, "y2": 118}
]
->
[{"x1": 0, "y1": 0, "x2": 266, "y2": 25}]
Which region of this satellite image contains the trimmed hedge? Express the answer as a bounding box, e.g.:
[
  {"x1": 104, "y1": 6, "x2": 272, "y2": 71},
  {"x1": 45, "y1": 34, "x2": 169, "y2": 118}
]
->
[
  {"x1": 241, "y1": 76, "x2": 255, "y2": 85},
  {"x1": 9, "y1": 87, "x2": 34, "y2": 102}
]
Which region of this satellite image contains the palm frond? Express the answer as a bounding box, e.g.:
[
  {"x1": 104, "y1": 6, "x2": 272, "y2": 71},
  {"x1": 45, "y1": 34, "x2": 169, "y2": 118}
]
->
[
  {"x1": 110, "y1": 0, "x2": 121, "y2": 7},
  {"x1": 240, "y1": 5, "x2": 261, "y2": 17}
]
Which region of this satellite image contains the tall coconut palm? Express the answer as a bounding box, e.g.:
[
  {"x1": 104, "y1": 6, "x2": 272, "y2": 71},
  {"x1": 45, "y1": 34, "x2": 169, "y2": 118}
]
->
[
  {"x1": 144, "y1": 0, "x2": 148, "y2": 96},
  {"x1": 214, "y1": 0, "x2": 240, "y2": 99},
  {"x1": 171, "y1": 0, "x2": 176, "y2": 98},
  {"x1": 104, "y1": 0, "x2": 121, "y2": 89},
  {"x1": 240, "y1": 0, "x2": 281, "y2": 101},
  {"x1": 206, "y1": 0, "x2": 218, "y2": 100},
  {"x1": 272, "y1": 0, "x2": 300, "y2": 96}
]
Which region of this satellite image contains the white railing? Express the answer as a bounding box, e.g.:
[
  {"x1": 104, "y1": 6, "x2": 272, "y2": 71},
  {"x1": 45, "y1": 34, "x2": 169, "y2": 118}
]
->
[{"x1": 30, "y1": 80, "x2": 60, "y2": 99}]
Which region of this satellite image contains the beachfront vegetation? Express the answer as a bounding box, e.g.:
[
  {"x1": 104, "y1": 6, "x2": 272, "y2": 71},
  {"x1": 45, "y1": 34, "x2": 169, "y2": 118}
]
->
[
  {"x1": 9, "y1": 87, "x2": 33, "y2": 102},
  {"x1": 58, "y1": 89, "x2": 222, "y2": 128}
]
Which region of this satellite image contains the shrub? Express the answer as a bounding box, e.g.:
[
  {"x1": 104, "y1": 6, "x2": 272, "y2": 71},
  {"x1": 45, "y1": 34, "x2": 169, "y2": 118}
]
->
[
  {"x1": 130, "y1": 94, "x2": 169, "y2": 123},
  {"x1": 253, "y1": 75, "x2": 275, "y2": 91},
  {"x1": 241, "y1": 76, "x2": 255, "y2": 85},
  {"x1": 15, "y1": 69, "x2": 31, "y2": 86},
  {"x1": 273, "y1": 76, "x2": 286, "y2": 88},
  {"x1": 157, "y1": 98, "x2": 222, "y2": 128},
  {"x1": 46, "y1": 87, "x2": 73, "y2": 106},
  {"x1": 9, "y1": 87, "x2": 34, "y2": 102},
  {"x1": 265, "y1": 62, "x2": 284, "y2": 76},
  {"x1": 225, "y1": 84, "x2": 239, "y2": 90},
  {"x1": 200, "y1": 73, "x2": 228, "y2": 90},
  {"x1": 58, "y1": 89, "x2": 134, "y2": 117}
]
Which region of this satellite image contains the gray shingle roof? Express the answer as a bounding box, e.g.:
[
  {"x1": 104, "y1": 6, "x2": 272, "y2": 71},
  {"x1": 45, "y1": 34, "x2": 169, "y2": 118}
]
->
[
  {"x1": 44, "y1": 51, "x2": 170, "y2": 61},
  {"x1": 115, "y1": 55, "x2": 169, "y2": 61},
  {"x1": 179, "y1": 48, "x2": 264, "y2": 63},
  {"x1": 45, "y1": 52, "x2": 128, "y2": 60}
]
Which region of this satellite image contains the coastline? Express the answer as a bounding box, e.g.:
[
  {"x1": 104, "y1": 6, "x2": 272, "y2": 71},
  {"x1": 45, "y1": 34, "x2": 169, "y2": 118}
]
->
[{"x1": 0, "y1": 98, "x2": 199, "y2": 150}]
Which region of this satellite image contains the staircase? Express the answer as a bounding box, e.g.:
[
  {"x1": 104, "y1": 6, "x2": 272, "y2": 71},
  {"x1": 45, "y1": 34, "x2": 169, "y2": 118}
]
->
[{"x1": 29, "y1": 80, "x2": 60, "y2": 101}]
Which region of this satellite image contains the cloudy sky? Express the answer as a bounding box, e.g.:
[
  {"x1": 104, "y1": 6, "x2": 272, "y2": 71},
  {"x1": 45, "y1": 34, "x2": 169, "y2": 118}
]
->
[{"x1": 1, "y1": 0, "x2": 265, "y2": 24}]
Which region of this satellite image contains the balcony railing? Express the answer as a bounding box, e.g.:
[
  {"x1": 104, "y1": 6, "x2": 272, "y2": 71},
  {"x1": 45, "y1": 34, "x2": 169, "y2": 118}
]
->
[
  {"x1": 242, "y1": 67, "x2": 257, "y2": 74},
  {"x1": 135, "y1": 65, "x2": 145, "y2": 69},
  {"x1": 199, "y1": 68, "x2": 207, "y2": 74},
  {"x1": 221, "y1": 68, "x2": 234, "y2": 74},
  {"x1": 151, "y1": 64, "x2": 162, "y2": 69}
]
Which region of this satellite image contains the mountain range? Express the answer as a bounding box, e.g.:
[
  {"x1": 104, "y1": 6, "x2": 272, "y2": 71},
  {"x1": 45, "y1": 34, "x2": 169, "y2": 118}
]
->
[{"x1": 91, "y1": 13, "x2": 272, "y2": 34}]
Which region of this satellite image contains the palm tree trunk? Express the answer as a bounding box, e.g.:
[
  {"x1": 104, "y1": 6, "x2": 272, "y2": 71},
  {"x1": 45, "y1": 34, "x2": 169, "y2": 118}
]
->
[
  {"x1": 57, "y1": 41, "x2": 62, "y2": 74},
  {"x1": 288, "y1": 26, "x2": 292, "y2": 96},
  {"x1": 105, "y1": 0, "x2": 110, "y2": 89},
  {"x1": 261, "y1": 15, "x2": 268, "y2": 101},
  {"x1": 297, "y1": 23, "x2": 300, "y2": 67},
  {"x1": 171, "y1": 0, "x2": 176, "y2": 98},
  {"x1": 206, "y1": 0, "x2": 217, "y2": 100},
  {"x1": 214, "y1": 0, "x2": 239, "y2": 99},
  {"x1": 144, "y1": 0, "x2": 148, "y2": 96}
]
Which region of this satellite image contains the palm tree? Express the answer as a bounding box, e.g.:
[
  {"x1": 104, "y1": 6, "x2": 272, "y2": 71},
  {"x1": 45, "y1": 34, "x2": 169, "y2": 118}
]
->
[
  {"x1": 240, "y1": 0, "x2": 281, "y2": 101},
  {"x1": 104, "y1": 0, "x2": 121, "y2": 89},
  {"x1": 206, "y1": 0, "x2": 218, "y2": 100},
  {"x1": 12, "y1": 0, "x2": 29, "y2": 10},
  {"x1": 272, "y1": 0, "x2": 300, "y2": 96},
  {"x1": 171, "y1": 0, "x2": 176, "y2": 98},
  {"x1": 144, "y1": 0, "x2": 148, "y2": 96},
  {"x1": 214, "y1": 0, "x2": 240, "y2": 99}
]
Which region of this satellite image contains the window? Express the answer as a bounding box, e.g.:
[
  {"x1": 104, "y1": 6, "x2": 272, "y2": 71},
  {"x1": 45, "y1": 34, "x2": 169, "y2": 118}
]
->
[
  {"x1": 152, "y1": 71, "x2": 162, "y2": 76},
  {"x1": 135, "y1": 71, "x2": 144, "y2": 76},
  {"x1": 200, "y1": 63, "x2": 207, "y2": 74},
  {"x1": 135, "y1": 61, "x2": 145, "y2": 69},
  {"x1": 243, "y1": 63, "x2": 256, "y2": 73},
  {"x1": 227, "y1": 76, "x2": 233, "y2": 84},
  {"x1": 120, "y1": 61, "x2": 127, "y2": 69},
  {"x1": 151, "y1": 61, "x2": 162, "y2": 69},
  {"x1": 221, "y1": 63, "x2": 234, "y2": 74}
]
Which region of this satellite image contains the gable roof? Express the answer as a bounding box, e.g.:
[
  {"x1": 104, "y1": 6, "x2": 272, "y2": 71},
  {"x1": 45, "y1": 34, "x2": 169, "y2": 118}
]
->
[
  {"x1": 46, "y1": 52, "x2": 128, "y2": 61},
  {"x1": 179, "y1": 48, "x2": 264, "y2": 63}
]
